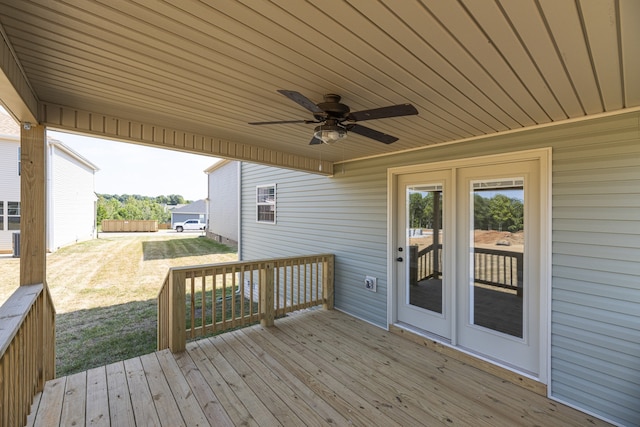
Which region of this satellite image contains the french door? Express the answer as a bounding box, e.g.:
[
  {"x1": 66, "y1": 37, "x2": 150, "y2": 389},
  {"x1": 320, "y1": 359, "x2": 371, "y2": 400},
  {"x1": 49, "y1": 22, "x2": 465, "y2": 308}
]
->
[
  {"x1": 396, "y1": 170, "x2": 452, "y2": 339},
  {"x1": 394, "y1": 153, "x2": 547, "y2": 376}
]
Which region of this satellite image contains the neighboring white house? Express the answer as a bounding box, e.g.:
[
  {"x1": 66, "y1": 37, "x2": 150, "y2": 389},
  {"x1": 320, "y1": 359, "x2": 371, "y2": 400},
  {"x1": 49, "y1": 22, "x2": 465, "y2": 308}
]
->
[
  {"x1": 170, "y1": 199, "x2": 206, "y2": 229},
  {"x1": 205, "y1": 160, "x2": 239, "y2": 249},
  {"x1": 0, "y1": 112, "x2": 99, "y2": 253}
]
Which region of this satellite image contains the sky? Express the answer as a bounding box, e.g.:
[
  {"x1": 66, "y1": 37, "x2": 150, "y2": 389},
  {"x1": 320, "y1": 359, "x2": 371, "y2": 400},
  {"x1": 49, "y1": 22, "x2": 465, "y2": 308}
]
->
[{"x1": 48, "y1": 130, "x2": 219, "y2": 201}]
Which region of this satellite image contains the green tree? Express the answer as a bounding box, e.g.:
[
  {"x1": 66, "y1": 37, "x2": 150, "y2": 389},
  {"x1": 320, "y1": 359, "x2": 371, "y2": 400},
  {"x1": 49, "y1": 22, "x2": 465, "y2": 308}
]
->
[
  {"x1": 489, "y1": 194, "x2": 513, "y2": 231},
  {"x1": 508, "y1": 198, "x2": 524, "y2": 232},
  {"x1": 96, "y1": 193, "x2": 183, "y2": 225},
  {"x1": 409, "y1": 192, "x2": 427, "y2": 228},
  {"x1": 473, "y1": 194, "x2": 491, "y2": 230},
  {"x1": 488, "y1": 194, "x2": 524, "y2": 232}
]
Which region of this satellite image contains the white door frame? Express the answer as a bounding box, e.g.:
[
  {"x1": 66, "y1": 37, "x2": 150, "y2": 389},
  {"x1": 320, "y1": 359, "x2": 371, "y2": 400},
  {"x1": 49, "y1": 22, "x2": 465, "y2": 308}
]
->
[{"x1": 387, "y1": 148, "x2": 551, "y2": 384}]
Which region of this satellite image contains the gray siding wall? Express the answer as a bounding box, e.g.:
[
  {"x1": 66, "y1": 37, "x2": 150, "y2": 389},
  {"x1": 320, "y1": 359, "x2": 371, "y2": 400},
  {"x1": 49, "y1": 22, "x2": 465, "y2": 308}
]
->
[
  {"x1": 207, "y1": 162, "x2": 239, "y2": 243},
  {"x1": 240, "y1": 111, "x2": 640, "y2": 425},
  {"x1": 172, "y1": 213, "x2": 200, "y2": 226}
]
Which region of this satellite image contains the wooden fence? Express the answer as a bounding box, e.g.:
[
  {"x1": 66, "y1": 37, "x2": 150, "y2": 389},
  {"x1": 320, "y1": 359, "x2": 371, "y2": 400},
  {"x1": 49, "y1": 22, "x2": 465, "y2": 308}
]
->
[
  {"x1": 0, "y1": 284, "x2": 56, "y2": 427},
  {"x1": 412, "y1": 245, "x2": 523, "y2": 295},
  {"x1": 158, "y1": 254, "x2": 335, "y2": 352},
  {"x1": 101, "y1": 219, "x2": 158, "y2": 232}
]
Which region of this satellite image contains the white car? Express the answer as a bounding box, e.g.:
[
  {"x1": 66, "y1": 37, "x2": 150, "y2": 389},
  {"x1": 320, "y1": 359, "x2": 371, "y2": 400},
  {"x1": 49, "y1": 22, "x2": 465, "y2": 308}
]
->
[{"x1": 174, "y1": 219, "x2": 205, "y2": 232}]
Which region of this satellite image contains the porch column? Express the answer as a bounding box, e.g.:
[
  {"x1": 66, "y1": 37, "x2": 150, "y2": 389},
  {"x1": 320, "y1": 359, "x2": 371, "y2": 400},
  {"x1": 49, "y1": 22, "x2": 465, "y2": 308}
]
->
[{"x1": 20, "y1": 122, "x2": 47, "y2": 286}]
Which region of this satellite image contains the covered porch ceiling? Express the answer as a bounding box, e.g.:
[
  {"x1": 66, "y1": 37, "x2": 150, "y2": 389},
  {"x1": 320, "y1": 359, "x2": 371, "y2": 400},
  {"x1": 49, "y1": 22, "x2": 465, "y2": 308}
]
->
[{"x1": 0, "y1": 1, "x2": 638, "y2": 175}]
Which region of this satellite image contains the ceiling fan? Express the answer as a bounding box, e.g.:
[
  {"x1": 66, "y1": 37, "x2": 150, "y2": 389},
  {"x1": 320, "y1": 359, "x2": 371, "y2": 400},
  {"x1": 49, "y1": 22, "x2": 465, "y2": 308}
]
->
[{"x1": 248, "y1": 90, "x2": 418, "y2": 145}]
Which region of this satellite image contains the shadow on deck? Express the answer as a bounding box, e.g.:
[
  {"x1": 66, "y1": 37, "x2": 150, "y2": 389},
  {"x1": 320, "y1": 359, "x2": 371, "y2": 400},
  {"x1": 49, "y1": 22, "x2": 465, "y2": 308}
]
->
[{"x1": 27, "y1": 310, "x2": 610, "y2": 426}]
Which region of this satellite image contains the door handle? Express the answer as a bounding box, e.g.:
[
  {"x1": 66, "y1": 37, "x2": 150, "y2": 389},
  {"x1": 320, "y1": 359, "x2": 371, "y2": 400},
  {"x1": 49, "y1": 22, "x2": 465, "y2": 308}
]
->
[{"x1": 396, "y1": 257, "x2": 403, "y2": 262}]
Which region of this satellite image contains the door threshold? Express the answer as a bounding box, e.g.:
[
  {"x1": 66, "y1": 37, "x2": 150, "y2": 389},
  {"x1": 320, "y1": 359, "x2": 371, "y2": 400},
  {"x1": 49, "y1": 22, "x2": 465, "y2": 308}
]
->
[{"x1": 389, "y1": 323, "x2": 547, "y2": 396}]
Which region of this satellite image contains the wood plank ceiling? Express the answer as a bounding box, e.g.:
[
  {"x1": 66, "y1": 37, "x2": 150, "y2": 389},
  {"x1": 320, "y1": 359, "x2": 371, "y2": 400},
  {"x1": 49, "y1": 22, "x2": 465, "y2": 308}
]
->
[{"x1": 0, "y1": 0, "x2": 638, "y2": 170}]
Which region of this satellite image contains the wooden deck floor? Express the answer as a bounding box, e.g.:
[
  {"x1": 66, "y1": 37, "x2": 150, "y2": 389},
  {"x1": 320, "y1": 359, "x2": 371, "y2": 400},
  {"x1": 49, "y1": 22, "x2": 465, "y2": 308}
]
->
[{"x1": 26, "y1": 309, "x2": 610, "y2": 426}]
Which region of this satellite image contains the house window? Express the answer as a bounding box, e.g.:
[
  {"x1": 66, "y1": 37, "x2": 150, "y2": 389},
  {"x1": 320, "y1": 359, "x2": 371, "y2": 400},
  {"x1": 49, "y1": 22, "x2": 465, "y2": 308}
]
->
[
  {"x1": 17, "y1": 147, "x2": 21, "y2": 176},
  {"x1": 7, "y1": 201, "x2": 20, "y2": 230},
  {"x1": 0, "y1": 201, "x2": 3, "y2": 230},
  {"x1": 256, "y1": 184, "x2": 276, "y2": 224}
]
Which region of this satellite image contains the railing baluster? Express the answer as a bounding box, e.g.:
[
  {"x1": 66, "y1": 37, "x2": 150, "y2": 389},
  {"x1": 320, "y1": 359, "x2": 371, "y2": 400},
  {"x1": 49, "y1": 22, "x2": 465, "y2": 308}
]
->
[
  {"x1": 298, "y1": 259, "x2": 302, "y2": 309},
  {"x1": 221, "y1": 269, "x2": 227, "y2": 330},
  {"x1": 275, "y1": 262, "x2": 281, "y2": 315},
  {"x1": 231, "y1": 266, "x2": 237, "y2": 327},
  {"x1": 201, "y1": 272, "x2": 206, "y2": 337},
  {"x1": 239, "y1": 268, "x2": 244, "y2": 325},
  {"x1": 189, "y1": 272, "x2": 195, "y2": 338},
  {"x1": 211, "y1": 268, "x2": 219, "y2": 333},
  {"x1": 249, "y1": 267, "x2": 254, "y2": 324},
  {"x1": 289, "y1": 260, "x2": 294, "y2": 312}
]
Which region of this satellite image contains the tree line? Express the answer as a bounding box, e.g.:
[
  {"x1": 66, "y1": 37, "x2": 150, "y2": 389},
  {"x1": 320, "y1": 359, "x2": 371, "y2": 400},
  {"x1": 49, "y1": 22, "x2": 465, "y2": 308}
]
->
[
  {"x1": 97, "y1": 194, "x2": 189, "y2": 224},
  {"x1": 409, "y1": 192, "x2": 524, "y2": 232}
]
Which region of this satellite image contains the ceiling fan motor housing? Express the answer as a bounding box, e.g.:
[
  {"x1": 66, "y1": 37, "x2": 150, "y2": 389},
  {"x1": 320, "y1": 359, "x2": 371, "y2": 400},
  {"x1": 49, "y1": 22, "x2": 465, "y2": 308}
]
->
[{"x1": 317, "y1": 94, "x2": 350, "y2": 120}]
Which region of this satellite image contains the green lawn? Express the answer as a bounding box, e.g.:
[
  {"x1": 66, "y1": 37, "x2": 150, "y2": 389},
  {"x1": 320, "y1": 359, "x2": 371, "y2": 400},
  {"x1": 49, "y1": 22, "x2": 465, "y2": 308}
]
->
[{"x1": 0, "y1": 232, "x2": 237, "y2": 376}]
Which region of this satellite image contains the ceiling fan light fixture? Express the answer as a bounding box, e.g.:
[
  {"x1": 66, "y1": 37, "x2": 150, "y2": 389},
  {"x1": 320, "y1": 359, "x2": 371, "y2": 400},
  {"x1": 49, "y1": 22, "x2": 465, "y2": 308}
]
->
[{"x1": 313, "y1": 124, "x2": 347, "y2": 144}]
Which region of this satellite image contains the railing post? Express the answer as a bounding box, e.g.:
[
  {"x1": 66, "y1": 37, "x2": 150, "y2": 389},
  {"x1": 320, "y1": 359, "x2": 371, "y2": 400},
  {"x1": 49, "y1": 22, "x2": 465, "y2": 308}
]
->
[
  {"x1": 168, "y1": 269, "x2": 186, "y2": 352},
  {"x1": 516, "y1": 252, "x2": 524, "y2": 298},
  {"x1": 260, "y1": 262, "x2": 275, "y2": 327},
  {"x1": 409, "y1": 245, "x2": 418, "y2": 285},
  {"x1": 323, "y1": 255, "x2": 334, "y2": 310}
]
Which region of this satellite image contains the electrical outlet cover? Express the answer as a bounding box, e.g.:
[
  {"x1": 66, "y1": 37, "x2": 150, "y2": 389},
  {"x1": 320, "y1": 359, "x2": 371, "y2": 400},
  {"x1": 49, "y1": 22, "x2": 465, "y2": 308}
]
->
[{"x1": 365, "y1": 276, "x2": 377, "y2": 292}]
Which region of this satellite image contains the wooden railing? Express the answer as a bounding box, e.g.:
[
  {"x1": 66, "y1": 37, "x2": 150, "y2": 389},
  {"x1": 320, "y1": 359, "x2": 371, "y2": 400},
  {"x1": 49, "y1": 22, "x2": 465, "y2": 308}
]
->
[
  {"x1": 0, "y1": 283, "x2": 56, "y2": 427},
  {"x1": 158, "y1": 254, "x2": 335, "y2": 352},
  {"x1": 412, "y1": 244, "x2": 443, "y2": 283},
  {"x1": 411, "y1": 245, "x2": 523, "y2": 295},
  {"x1": 473, "y1": 247, "x2": 523, "y2": 295}
]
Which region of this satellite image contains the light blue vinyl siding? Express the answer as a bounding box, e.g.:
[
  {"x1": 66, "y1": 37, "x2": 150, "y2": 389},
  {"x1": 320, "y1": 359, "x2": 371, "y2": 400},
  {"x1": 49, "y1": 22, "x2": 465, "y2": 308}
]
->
[
  {"x1": 241, "y1": 162, "x2": 389, "y2": 326},
  {"x1": 240, "y1": 111, "x2": 640, "y2": 425}
]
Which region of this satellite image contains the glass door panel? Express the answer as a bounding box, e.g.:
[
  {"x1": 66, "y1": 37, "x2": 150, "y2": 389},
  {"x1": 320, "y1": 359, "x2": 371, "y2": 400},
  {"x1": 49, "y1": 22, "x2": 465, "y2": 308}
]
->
[
  {"x1": 407, "y1": 185, "x2": 443, "y2": 314},
  {"x1": 470, "y1": 180, "x2": 524, "y2": 338}
]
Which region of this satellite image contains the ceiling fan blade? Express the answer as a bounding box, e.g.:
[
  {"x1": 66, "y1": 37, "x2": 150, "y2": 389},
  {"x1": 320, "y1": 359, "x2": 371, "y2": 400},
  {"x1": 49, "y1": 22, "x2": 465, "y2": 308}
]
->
[
  {"x1": 248, "y1": 119, "x2": 309, "y2": 125},
  {"x1": 277, "y1": 90, "x2": 323, "y2": 113},
  {"x1": 347, "y1": 103, "x2": 418, "y2": 122},
  {"x1": 309, "y1": 136, "x2": 323, "y2": 145},
  {"x1": 348, "y1": 124, "x2": 399, "y2": 144}
]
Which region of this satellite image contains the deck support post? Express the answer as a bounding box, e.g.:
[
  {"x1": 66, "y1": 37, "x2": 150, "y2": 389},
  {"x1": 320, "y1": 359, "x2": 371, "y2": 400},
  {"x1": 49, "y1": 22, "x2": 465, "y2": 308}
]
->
[
  {"x1": 323, "y1": 255, "x2": 334, "y2": 310},
  {"x1": 18, "y1": 122, "x2": 56, "y2": 387},
  {"x1": 169, "y1": 269, "x2": 186, "y2": 352},
  {"x1": 260, "y1": 262, "x2": 275, "y2": 327},
  {"x1": 19, "y1": 122, "x2": 47, "y2": 286}
]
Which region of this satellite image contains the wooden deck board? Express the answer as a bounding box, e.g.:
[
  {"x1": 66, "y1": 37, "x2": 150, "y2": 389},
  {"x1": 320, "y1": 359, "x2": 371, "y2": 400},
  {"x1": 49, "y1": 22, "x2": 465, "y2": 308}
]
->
[
  {"x1": 123, "y1": 356, "x2": 163, "y2": 427},
  {"x1": 106, "y1": 361, "x2": 135, "y2": 427},
  {"x1": 154, "y1": 350, "x2": 210, "y2": 426},
  {"x1": 33, "y1": 377, "x2": 65, "y2": 427},
  {"x1": 86, "y1": 366, "x2": 109, "y2": 426},
  {"x1": 27, "y1": 309, "x2": 612, "y2": 426},
  {"x1": 60, "y1": 371, "x2": 86, "y2": 427}
]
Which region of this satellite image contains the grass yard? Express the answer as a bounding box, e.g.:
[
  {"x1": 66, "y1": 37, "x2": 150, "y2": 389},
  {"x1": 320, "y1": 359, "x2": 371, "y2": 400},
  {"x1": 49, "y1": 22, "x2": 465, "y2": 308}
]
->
[{"x1": 0, "y1": 231, "x2": 237, "y2": 376}]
